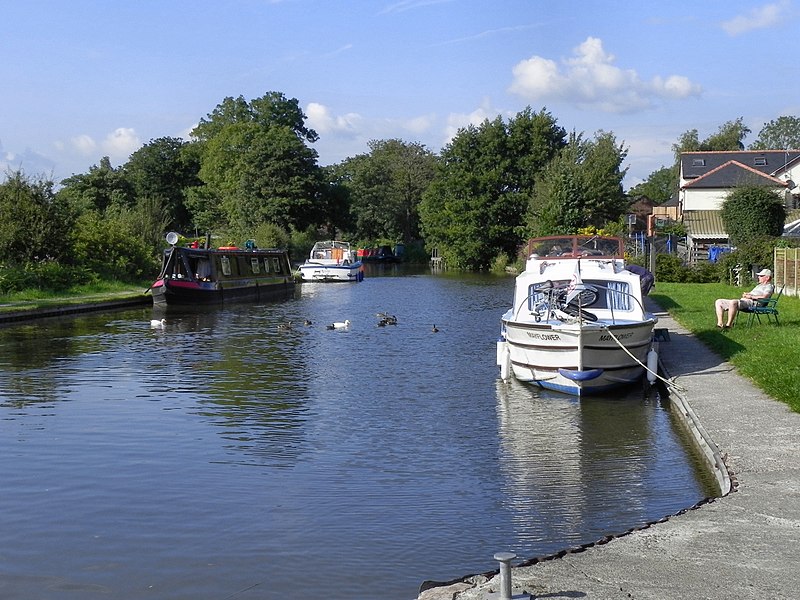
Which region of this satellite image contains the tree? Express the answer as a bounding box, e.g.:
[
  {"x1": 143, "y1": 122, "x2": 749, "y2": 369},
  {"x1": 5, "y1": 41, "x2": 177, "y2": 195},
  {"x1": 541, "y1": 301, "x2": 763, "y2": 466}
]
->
[
  {"x1": 627, "y1": 165, "x2": 678, "y2": 204},
  {"x1": 192, "y1": 93, "x2": 324, "y2": 236},
  {"x1": 0, "y1": 171, "x2": 74, "y2": 264},
  {"x1": 672, "y1": 118, "x2": 751, "y2": 161},
  {"x1": 192, "y1": 92, "x2": 318, "y2": 144},
  {"x1": 338, "y1": 139, "x2": 438, "y2": 243},
  {"x1": 526, "y1": 131, "x2": 628, "y2": 236},
  {"x1": 123, "y1": 137, "x2": 202, "y2": 231},
  {"x1": 750, "y1": 115, "x2": 800, "y2": 150},
  {"x1": 721, "y1": 185, "x2": 786, "y2": 247},
  {"x1": 419, "y1": 107, "x2": 566, "y2": 269},
  {"x1": 57, "y1": 157, "x2": 134, "y2": 215}
]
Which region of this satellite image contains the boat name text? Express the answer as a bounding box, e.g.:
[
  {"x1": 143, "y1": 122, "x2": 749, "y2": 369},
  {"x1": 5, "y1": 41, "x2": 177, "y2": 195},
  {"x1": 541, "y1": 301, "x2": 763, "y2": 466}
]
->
[
  {"x1": 599, "y1": 332, "x2": 634, "y2": 341},
  {"x1": 526, "y1": 332, "x2": 561, "y2": 341}
]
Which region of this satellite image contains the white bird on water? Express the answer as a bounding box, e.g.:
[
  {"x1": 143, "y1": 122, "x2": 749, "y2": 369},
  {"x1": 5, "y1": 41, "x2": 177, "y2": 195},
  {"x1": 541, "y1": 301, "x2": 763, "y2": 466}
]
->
[
  {"x1": 150, "y1": 318, "x2": 166, "y2": 329},
  {"x1": 327, "y1": 319, "x2": 350, "y2": 330}
]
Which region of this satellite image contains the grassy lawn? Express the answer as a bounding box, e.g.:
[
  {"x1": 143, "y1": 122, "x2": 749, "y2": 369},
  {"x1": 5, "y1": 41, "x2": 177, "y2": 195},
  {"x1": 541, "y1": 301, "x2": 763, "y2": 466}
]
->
[{"x1": 652, "y1": 282, "x2": 800, "y2": 413}]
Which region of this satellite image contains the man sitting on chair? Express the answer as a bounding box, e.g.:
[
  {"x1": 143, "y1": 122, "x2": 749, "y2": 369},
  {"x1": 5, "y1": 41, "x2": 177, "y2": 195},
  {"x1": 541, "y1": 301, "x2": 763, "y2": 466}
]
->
[{"x1": 715, "y1": 268, "x2": 774, "y2": 329}]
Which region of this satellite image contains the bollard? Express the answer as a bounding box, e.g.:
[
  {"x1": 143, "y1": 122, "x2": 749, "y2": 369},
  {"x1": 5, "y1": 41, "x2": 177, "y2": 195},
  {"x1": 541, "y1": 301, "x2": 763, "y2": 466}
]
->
[{"x1": 485, "y1": 552, "x2": 531, "y2": 600}]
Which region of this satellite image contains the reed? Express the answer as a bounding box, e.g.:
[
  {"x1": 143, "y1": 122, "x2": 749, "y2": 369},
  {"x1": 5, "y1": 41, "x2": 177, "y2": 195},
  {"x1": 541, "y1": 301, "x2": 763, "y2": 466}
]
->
[{"x1": 652, "y1": 283, "x2": 800, "y2": 413}]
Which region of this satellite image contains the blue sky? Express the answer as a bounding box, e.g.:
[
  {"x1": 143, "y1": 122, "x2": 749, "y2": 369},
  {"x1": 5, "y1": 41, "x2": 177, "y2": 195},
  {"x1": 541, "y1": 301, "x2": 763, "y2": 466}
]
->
[{"x1": 2, "y1": 0, "x2": 798, "y2": 189}]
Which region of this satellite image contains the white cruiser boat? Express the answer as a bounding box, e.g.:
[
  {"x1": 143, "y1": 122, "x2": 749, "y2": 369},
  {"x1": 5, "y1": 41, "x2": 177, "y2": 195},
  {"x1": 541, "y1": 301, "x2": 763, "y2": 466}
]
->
[
  {"x1": 497, "y1": 235, "x2": 657, "y2": 396},
  {"x1": 298, "y1": 240, "x2": 364, "y2": 282}
]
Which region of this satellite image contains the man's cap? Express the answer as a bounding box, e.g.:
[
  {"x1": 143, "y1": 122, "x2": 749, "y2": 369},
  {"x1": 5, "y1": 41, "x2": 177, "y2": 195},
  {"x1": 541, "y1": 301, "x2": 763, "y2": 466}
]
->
[{"x1": 756, "y1": 268, "x2": 772, "y2": 276}]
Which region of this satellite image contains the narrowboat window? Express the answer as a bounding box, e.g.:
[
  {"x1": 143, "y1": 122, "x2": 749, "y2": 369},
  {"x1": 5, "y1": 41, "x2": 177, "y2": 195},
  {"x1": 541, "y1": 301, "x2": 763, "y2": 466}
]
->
[
  {"x1": 272, "y1": 257, "x2": 282, "y2": 273},
  {"x1": 250, "y1": 258, "x2": 260, "y2": 274},
  {"x1": 220, "y1": 256, "x2": 231, "y2": 276},
  {"x1": 263, "y1": 258, "x2": 271, "y2": 273}
]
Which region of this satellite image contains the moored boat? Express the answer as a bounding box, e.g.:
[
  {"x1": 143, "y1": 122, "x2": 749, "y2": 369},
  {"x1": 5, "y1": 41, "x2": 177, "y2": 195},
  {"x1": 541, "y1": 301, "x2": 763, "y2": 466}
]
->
[
  {"x1": 298, "y1": 240, "x2": 364, "y2": 282},
  {"x1": 150, "y1": 233, "x2": 295, "y2": 306},
  {"x1": 497, "y1": 235, "x2": 658, "y2": 396}
]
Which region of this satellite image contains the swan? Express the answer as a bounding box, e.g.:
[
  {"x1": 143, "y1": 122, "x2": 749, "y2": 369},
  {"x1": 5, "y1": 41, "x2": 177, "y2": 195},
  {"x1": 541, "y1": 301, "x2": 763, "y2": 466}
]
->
[
  {"x1": 150, "y1": 318, "x2": 166, "y2": 329},
  {"x1": 327, "y1": 319, "x2": 350, "y2": 330}
]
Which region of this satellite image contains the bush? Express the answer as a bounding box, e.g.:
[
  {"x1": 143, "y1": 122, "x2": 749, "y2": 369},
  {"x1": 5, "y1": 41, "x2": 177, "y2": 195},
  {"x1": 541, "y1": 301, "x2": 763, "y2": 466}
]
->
[
  {"x1": 0, "y1": 262, "x2": 95, "y2": 294},
  {"x1": 654, "y1": 254, "x2": 689, "y2": 282}
]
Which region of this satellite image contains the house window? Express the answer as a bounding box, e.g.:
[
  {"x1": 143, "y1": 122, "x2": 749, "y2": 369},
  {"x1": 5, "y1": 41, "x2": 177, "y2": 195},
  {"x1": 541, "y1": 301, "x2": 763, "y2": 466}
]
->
[
  {"x1": 692, "y1": 158, "x2": 705, "y2": 167},
  {"x1": 754, "y1": 157, "x2": 767, "y2": 166}
]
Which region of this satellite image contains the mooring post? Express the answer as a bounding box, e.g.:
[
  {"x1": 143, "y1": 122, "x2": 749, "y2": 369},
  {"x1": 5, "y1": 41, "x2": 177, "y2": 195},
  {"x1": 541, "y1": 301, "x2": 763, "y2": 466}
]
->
[
  {"x1": 495, "y1": 552, "x2": 515, "y2": 599},
  {"x1": 486, "y1": 552, "x2": 531, "y2": 600}
]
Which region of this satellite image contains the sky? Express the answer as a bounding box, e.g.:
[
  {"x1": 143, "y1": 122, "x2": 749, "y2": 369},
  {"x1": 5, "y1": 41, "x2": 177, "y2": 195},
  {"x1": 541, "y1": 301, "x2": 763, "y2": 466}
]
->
[{"x1": 2, "y1": 0, "x2": 799, "y2": 190}]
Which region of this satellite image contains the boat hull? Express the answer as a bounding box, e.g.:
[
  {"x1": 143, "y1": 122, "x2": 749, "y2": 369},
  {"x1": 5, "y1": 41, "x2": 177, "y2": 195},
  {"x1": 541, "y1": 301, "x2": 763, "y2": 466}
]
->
[
  {"x1": 151, "y1": 278, "x2": 294, "y2": 306},
  {"x1": 298, "y1": 262, "x2": 364, "y2": 282},
  {"x1": 500, "y1": 317, "x2": 657, "y2": 396}
]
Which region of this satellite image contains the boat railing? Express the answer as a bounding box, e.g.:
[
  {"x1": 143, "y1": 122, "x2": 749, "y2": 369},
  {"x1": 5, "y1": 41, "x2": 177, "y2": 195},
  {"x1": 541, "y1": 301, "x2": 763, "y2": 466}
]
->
[{"x1": 513, "y1": 282, "x2": 650, "y2": 325}]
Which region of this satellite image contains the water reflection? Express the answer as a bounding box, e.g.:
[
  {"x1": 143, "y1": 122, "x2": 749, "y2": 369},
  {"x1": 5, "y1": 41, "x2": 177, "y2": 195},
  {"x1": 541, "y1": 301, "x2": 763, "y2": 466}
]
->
[{"x1": 495, "y1": 378, "x2": 715, "y2": 555}]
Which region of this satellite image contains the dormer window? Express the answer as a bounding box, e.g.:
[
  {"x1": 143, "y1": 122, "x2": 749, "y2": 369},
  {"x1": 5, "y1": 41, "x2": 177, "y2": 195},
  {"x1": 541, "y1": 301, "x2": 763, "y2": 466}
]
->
[
  {"x1": 692, "y1": 158, "x2": 705, "y2": 167},
  {"x1": 754, "y1": 157, "x2": 767, "y2": 166}
]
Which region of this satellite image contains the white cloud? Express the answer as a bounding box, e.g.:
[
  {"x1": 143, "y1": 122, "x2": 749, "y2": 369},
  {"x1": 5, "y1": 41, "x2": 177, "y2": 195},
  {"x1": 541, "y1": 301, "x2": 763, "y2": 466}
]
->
[
  {"x1": 403, "y1": 114, "x2": 435, "y2": 134},
  {"x1": 305, "y1": 102, "x2": 362, "y2": 136},
  {"x1": 71, "y1": 134, "x2": 97, "y2": 156},
  {"x1": 508, "y1": 37, "x2": 701, "y2": 113},
  {"x1": 102, "y1": 128, "x2": 141, "y2": 159},
  {"x1": 444, "y1": 99, "x2": 498, "y2": 143},
  {"x1": 721, "y1": 1, "x2": 789, "y2": 36}
]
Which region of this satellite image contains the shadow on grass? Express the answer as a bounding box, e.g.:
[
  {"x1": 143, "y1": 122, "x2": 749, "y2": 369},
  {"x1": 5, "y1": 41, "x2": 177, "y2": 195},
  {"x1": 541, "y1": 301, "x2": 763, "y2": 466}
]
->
[{"x1": 649, "y1": 293, "x2": 679, "y2": 310}]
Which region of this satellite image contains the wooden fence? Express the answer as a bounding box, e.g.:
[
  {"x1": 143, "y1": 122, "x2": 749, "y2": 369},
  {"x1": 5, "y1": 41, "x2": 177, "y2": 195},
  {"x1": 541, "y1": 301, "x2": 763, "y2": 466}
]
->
[{"x1": 774, "y1": 247, "x2": 800, "y2": 297}]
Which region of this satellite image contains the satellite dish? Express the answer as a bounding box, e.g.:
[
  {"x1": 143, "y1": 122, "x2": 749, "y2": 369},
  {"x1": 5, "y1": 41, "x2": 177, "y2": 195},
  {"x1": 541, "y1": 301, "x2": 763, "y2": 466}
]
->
[{"x1": 165, "y1": 232, "x2": 179, "y2": 246}]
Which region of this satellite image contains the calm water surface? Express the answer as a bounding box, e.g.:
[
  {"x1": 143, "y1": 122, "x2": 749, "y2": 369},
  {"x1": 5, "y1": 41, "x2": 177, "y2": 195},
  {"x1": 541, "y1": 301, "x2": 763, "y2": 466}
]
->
[{"x1": 0, "y1": 267, "x2": 716, "y2": 599}]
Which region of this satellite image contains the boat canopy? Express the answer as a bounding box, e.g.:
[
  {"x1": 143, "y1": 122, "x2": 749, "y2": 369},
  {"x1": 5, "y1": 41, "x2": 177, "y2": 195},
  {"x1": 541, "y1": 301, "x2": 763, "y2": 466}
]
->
[{"x1": 526, "y1": 235, "x2": 624, "y2": 260}]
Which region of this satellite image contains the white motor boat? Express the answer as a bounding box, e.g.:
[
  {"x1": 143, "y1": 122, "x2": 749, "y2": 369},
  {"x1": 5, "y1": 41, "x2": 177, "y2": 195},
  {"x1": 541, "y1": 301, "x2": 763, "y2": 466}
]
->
[
  {"x1": 298, "y1": 241, "x2": 364, "y2": 282},
  {"x1": 497, "y1": 235, "x2": 658, "y2": 396}
]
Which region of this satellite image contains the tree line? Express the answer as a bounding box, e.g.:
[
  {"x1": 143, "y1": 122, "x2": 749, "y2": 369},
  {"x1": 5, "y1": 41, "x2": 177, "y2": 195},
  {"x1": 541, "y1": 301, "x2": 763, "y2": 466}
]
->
[{"x1": 2, "y1": 91, "x2": 799, "y2": 292}]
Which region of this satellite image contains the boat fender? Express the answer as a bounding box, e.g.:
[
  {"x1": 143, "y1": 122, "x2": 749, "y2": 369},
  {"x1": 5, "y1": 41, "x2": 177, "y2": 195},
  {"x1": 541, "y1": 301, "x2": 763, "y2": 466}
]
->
[
  {"x1": 218, "y1": 246, "x2": 239, "y2": 250},
  {"x1": 499, "y1": 345, "x2": 510, "y2": 381},
  {"x1": 646, "y1": 348, "x2": 658, "y2": 384}
]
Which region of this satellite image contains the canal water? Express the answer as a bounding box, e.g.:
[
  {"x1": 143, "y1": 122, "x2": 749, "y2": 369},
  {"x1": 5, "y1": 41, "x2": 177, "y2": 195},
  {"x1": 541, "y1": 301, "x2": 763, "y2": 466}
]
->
[{"x1": 0, "y1": 266, "x2": 717, "y2": 600}]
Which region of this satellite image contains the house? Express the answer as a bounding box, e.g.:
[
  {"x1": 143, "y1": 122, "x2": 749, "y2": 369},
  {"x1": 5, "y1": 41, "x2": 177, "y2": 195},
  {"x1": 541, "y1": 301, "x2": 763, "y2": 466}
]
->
[{"x1": 679, "y1": 150, "x2": 800, "y2": 262}]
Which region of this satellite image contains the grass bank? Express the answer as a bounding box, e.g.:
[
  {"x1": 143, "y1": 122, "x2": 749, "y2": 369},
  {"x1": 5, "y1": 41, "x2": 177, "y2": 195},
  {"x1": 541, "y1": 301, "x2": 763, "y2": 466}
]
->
[
  {"x1": 0, "y1": 280, "x2": 152, "y2": 314},
  {"x1": 652, "y1": 282, "x2": 799, "y2": 413}
]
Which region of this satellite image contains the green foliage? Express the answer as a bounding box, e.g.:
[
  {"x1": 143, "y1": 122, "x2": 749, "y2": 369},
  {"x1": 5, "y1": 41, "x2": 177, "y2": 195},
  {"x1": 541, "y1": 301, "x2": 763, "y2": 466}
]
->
[
  {"x1": 419, "y1": 107, "x2": 566, "y2": 269},
  {"x1": 718, "y1": 236, "x2": 780, "y2": 280},
  {"x1": 672, "y1": 117, "x2": 751, "y2": 161},
  {"x1": 0, "y1": 262, "x2": 95, "y2": 294},
  {"x1": 749, "y1": 115, "x2": 800, "y2": 150},
  {"x1": 627, "y1": 165, "x2": 677, "y2": 203},
  {"x1": 337, "y1": 139, "x2": 438, "y2": 244},
  {"x1": 654, "y1": 253, "x2": 689, "y2": 282},
  {"x1": 489, "y1": 252, "x2": 511, "y2": 274},
  {"x1": 71, "y1": 212, "x2": 154, "y2": 280},
  {"x1": 0, "y1": 170, "x2": 75, "y2": 264},
  {"x1": 58, "y1": 157, "x2": 133, "y2": 214},
  {"x1": 527, "y1": 131, "x2": 628, "y2": 236},
  {"x1": 721, "y1": 186, "x2": 786, "y2": 247},
  {"x1": 123, "y1": 137, "x2": 201, "y2": 231}
]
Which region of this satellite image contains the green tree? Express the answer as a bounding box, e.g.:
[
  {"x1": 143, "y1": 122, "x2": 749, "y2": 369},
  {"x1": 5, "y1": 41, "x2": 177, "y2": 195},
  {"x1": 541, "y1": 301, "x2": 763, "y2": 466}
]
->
[
  {"x1": 721, "y1": 185, "x2": 786, "y2": 247},
  {"x1": 57, "y1": 157, "x2": 134, "y2": 215},
  {"x1": 628, "y1": 165, "x2": 678, "y2": 203},
  {"x1": 123, "y1": 137, "x2": 201, "y2": 231},
  {"x1": 193, "y1": 93, "x2": 324, "y2": 236},
  {"x1": 527, "y1": 131, "x2": 628, "y2": 236},
  {"x1": 672, "y1": 117, "x2": 751, "y2": 161},
  {"x1": 338, "y1": 139, "x2": 438, "y2": 244},
  {"x1": 750, "y1": 115, "x2": 800, "y2": 150},
  {"x1": 0, "y1": 171, "x2": 74, "y2": 264},
  {"x1": 419, "y1": 107, "x2": 565, "y2": 269}
]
